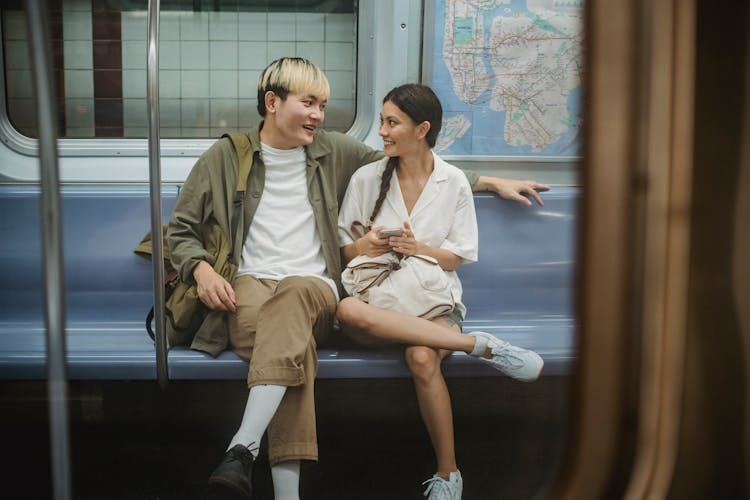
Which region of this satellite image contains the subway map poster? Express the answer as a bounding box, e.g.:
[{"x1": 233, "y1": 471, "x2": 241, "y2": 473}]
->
[{"x1": 431, "y1": 0, "x2": 584, "y2": 156}]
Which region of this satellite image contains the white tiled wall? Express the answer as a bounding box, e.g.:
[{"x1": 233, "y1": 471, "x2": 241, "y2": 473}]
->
[
  {"x1": 3, "y1": 0, "x2": 96, "y2": 137},
  {"x1": 3, "y1": 2, "x2": 357, "y2": 138},
  {"x1": 62, "y1": 0, "x2": 94, "y2": 137},
  {"x1": 3, "y1": 10, "x2": 35, "y2": 136},
  {"x1": 119, "y1": 8, "x2": 357, "y2": 138}
]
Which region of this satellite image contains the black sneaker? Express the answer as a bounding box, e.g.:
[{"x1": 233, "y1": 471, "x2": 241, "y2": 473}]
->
[{"x1": 208, "y1": 444, "x2": 256, "y2": 499}]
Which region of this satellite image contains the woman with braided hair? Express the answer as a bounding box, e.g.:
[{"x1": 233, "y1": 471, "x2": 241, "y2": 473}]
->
[{"x1": 336, "y1": 83, "x2": 544, "y2": 500}]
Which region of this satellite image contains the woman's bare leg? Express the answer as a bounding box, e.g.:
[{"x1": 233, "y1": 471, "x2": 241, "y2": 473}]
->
[
  {"x1": 339, "y1": 320, "x2": 396, "y2": 348},
  {"x1": 337, "y1": 297, "x2": 475, "y2": 353},
  {"x1": 405, "y1": 317, "x2": 460, "y2": 475}
]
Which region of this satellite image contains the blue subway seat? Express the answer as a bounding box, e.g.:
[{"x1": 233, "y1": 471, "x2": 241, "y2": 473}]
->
[{"x1": 0, "y1": 185, "x2": 577, "y2": 381}]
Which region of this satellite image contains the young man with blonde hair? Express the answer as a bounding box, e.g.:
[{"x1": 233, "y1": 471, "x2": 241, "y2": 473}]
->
[{"x1": 168, "y1": 57, "x2": 547, "y2": 500}]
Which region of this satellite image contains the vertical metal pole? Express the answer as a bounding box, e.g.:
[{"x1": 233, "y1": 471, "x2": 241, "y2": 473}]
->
[
  {"x1": 146, "y1": 0, "x2": 168, "y2": 388},
  {"x1": 24, "y1": 0, "x2": 71, "y2": 498}
]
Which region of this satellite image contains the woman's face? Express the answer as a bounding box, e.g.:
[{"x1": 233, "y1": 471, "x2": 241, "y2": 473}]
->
[{"x1": 378, "y1": 100, "x2": 426, "y2": 157}]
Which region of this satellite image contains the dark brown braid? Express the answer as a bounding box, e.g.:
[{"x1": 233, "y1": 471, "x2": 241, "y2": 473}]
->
[{"x1": 366, "y1": 156, "x2": 399, "y2": 230}]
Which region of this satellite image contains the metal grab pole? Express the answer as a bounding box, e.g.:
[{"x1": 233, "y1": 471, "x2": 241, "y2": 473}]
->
[
  {"x1": 24, "y1": 0, "x2": 71, "y2": 498},
  {"x1": 146, "y1": 0, "x2": 168, "y2": 387}
]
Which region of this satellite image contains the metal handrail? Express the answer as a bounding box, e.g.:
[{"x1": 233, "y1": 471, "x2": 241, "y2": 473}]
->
[
  {"x1": 24, "y1": 0, "x2": 71, "y2": 498},
  {"x1": 146, "y1": 0, "x2": 168, "y2": 388}
]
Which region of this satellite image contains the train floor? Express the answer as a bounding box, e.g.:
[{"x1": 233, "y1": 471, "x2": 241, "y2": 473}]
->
[{"x1": 2, "y1": 376, "x2": 570, "y2": 500}]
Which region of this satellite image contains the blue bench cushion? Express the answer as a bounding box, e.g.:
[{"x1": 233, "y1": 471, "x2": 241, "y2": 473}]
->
[{"x1": 0, "y1": 186, "x2": 577, "y2": 380}]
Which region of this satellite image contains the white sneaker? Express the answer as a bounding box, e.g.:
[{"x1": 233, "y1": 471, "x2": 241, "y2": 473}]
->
[
  {"x1": 422, "y1": 471, "x2": 463, "y2": 500},
  {"x1": 468, "y1": 331, "x2": 544, "y2": 382}
]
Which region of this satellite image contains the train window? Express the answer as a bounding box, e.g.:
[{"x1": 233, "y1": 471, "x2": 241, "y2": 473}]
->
[{"x1": 1, "y1": 0, "x2": 357, "y2": 140}]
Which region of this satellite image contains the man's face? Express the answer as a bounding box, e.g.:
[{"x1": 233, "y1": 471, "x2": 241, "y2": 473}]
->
[{"x1": 262, "y1": 91, "x2": 327, "y2": 149}]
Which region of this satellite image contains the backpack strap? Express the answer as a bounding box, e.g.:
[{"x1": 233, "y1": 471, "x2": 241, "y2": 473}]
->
[{"x1": 221, "y1": 132, "x2": 254, "y2": 254}]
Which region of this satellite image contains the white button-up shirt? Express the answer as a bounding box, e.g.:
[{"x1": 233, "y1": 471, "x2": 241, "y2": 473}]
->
[{"x1": 338, "y1": 152, "x2": 478, "y2": 317}]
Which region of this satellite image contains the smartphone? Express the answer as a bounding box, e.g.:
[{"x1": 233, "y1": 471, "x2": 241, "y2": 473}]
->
[{"x1": 377, "y1": 228, "x2": 404, "y2": 239}]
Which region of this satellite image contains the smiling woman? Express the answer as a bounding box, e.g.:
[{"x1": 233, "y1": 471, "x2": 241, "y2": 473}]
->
[{"x1": 336, "y1": 84, "x2": 545, "y2": 498}]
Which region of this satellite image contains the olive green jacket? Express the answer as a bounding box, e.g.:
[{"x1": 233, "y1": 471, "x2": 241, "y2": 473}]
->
[{"x1": 167, "y1": 124, "x2": 479, "y2": 355}]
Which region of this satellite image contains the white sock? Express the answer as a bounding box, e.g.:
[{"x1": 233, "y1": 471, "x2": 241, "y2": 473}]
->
[
  {"x1": 468, "y1": 332, "x2": 489, "y2": 357},
  {"x1": 271, "y1": 460, "x2": 301, "y2": 500},
  {"x1": 227, "y1": 384, "x2": 287, "y2": 456}
]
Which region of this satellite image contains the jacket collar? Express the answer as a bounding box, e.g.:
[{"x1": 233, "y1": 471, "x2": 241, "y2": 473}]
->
[
  {"x1": 306, "y1": 130, "x2": 332, "y2": 159},
  {"x1": 247, "y1": 124, "x2": 262, "y2": 154}
]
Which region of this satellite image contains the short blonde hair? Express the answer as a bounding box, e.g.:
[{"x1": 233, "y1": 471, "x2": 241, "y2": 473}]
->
[{"x1": 256, "y1": 57, "x2": 330, "y2": 116}]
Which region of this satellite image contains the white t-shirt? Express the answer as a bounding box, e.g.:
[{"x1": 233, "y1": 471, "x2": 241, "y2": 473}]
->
[
  {"x1": 337, "y1": 153, "x2": 478, "y2": 317},
  {"x1": 237, "y1": 142, "x2": 338, "y2": 299}
]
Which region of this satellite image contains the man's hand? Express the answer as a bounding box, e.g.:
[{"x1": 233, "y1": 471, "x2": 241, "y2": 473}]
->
[
  {"x1": 476, "y1": 176, "x2": 550, "y2": 206},
  {"x1": 193, "y1": 260, "x2": 236, "y2": 312}
]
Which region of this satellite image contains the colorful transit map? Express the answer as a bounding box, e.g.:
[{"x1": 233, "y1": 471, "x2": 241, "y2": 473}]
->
[{"x1": 431, "y1": 0, "x2": 584, "y2": 156}]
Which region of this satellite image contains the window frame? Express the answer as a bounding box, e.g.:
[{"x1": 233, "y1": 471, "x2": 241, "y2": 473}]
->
[{"x1": 0, "y1": 0, "x2": 376, "y2": 161}]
